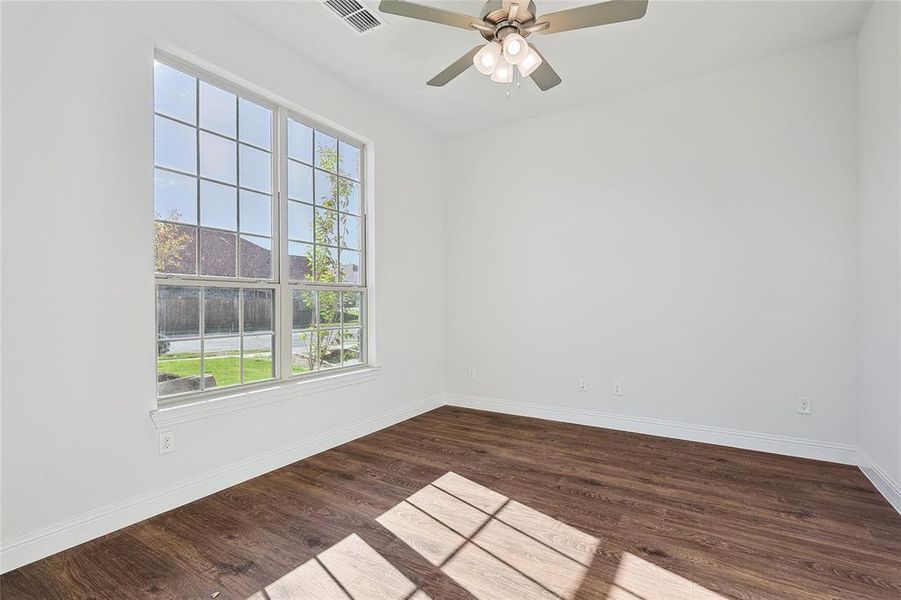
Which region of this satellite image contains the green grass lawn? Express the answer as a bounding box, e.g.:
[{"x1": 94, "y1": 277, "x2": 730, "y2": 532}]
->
[{"x1": 158, "y1": 355, "x2": 273, "y2": 387}]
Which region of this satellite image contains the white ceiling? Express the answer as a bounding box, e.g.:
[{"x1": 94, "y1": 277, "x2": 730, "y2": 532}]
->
[{"x1": 225, "y1": 0, "x2": 870, "y2": 138}]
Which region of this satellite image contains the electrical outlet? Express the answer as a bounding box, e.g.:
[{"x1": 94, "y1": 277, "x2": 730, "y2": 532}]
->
[
  {"x1": 578, "y1": 378, "x2": 588, "y2": 392},
  {"x1": 798, "y1": 397, "x2": 812, "y2": 415},
  {"x1": 613, "y1": 380, "x2": 624, "y2": 396},
  {"x1": 159, "y1": 430, "x2": 175, "y2": 454},
  {"x1": 467, "y1": 367, "x2": 477, "y2": 381}
]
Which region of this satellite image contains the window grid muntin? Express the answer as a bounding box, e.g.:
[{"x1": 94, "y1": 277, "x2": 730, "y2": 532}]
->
[
  {"x1": 153, "y1": 65, "x2": 276, "y2": 282},
  {"x1": 289, "y1": 285, "x2": 366, "y2": 376},
  {"x1": 155, "y1": 54, "x2": 368, "y2": 404},
  {"x1": 284, "y1": 112, "x2": 365, "y2": 288},
  {"x1": 155, "y1": 282, "x2": 278, "y2": 403}
]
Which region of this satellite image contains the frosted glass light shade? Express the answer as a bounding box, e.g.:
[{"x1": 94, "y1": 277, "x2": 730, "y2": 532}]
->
[
  {"x1": 502, "y1": 33, "x2": 529, "y2": 65},
  {"x1": 517, "y1": 47, "x2": 543, "y2": 77},
  {"x1": 474, "y1": 42, "x2": 502, "y2": 75},
  {"x1": 490, "y1": 57, "x2": 513, "y2": 83}
]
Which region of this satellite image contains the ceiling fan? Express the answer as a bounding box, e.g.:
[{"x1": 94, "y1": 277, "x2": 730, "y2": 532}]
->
[{"x1": 378, "y1": 0, "x2": 649, "y2": 91}]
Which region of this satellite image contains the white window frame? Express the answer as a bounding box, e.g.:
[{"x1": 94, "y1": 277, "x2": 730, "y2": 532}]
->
[{"x1": 153, "y1": 50, "x2": 375, "y2": 414}]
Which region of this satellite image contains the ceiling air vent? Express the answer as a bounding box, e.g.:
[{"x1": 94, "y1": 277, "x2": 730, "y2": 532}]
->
[{"x1": 323, "y1": 0, "x2": 384, "y2": 35}]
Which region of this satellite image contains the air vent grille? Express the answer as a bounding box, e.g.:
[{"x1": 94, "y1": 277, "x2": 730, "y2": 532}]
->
[
  {"x1": 347, "y1": 10, "x2": 382, "y2": 33},
  {"x1": 323, "y1": 0, "x2": 384, "y2": 35},
  {"x1": 326, "y1": 0, "x2": 363, "y2": 18}
]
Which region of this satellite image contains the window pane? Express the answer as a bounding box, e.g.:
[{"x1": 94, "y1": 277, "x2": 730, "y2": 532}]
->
[
  {"x1": 292, "y1": 289, "x2": 315, "y2": 330},
  {"x1": 239, "y1": 235, "x2": 271, "y2": 279},
  {"x1": 315, "y1": 245, "x2": 338, "y2": 282},
  {"x1": 288, "y1": 242, "x2": 313, "y2": 281},
  {"x1": 288, "y1": 118, "x2": 313, "y2": 164},
  {"x1": 318, "y1": 290, "x2": 340, "y2": 327},
  {"x1": 155, "y1": 223, "x2": 197, "y2": 275},
  {"x1": 239, "y1": 98, "x2": 271, "y2": 150},
  {"x1": 318, "y1": 329, "x2": 341, "y2": 370},
  {"x1": 239, "y1": 144, "x2": 271, "y2": 193},
  {"x1": 315, "y1": 130, "x2": 338, "y2": 172},
  {"x1": 158, "y1": 338, "x2": 201, "y2": 397},
  {"x1": 157, "y1": 286, "x2": 200, "y2": 339},
  {"x1": 199, "y1": 81, "x2": 236, "y2": 138},
  {"x1": 288, "y1": 201, "x2": 314, "y2": 242},
  {"x1": 340, "y1": 250, "x2": 361, "y2": 284},
  {"x1": 204, "y1": 287, "x2": 239, "y2": 336},
  {"x1": 339, "y1": 214, "x2": 360, "y2": 250},
  {"x1": 154, "y1": 169, "x2": 197, "y2": 224},
  {"x1": 199, "y1": 131, "x2": 236, "y2": 184},
  {"x1": 154, "y1": 69, "x2": 368, "y2": 397},
  {"x1": 292, "y1": 330, "x2": 317, "y2": 375},
  {"x1": 341, "y1": 292, "x2": 362, "y2": 326},
  {"x1": 339, "y1": 178, "x2": 361, "y2": 215},
  {"x1": 341, "y1": 328, "x2": 362, "y2": 366},
  {"x1": 288, "y1": 160, "x2": 313, "y2": 203},
  {"x1": 244, "y1": 288, "x2": 273, "y2": 332},
  {"x1": 200, "y1": 180, "x2": 237, "y2": 231},
  {"x1": 315, "y1": 169, "x2": 337, "y2": 208},
  {"x1": 154, "y1": 62, "x2": 195, "y2": 124},
  {"x1": 200, "y1": 228, "x2": 236, "y2": 277},
  {"x1": 243, "y1": 334, "x2": 274, "y2": 383},
  {"x1": 315, "y1": 208, "x2": 338, "y2": 246},
  {"x1": 155, "y1": 116, "x2": 196, "y2": 174},
  {"x1": 204, "y1": 337, "x2": 241, "y2": 389},
  {"x1": 239, "y1": 190, "x2": 271, "y2": 237},
  {"x1": 339, "y1": 141, "x2": 361, "y2": 181}
]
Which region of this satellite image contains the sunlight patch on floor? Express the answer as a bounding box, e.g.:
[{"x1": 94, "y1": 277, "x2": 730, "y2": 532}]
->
[
  {"x1": 377, "y1": 471, "x2": 600, "y2": 600},
  {"x1": 247, "y1": 471, "x2": 727, "y2": 600},
  {"x1": 609, "y1": 552, "x2": 726, "y2": 600},
  {"x1": 257, "y1": 533, "x2": 430, "y2": 600}
]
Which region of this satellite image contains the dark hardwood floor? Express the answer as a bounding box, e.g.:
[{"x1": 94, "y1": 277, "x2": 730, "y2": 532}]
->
[{"x1": 2, "y1": 406, "x2": 900, "y2": 599}]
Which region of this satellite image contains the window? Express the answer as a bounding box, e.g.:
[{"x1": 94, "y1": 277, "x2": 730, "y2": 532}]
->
[{"x1": 154, "y1": 56, "x2": 367, "y2": 403}]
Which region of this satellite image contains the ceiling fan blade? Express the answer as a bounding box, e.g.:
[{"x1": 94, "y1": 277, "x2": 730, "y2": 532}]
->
[
  {"x1": 378, "y1": 0, "x2": 478, "y2": 30},
  {"x1": 530, "y1": 48, "x2": 562, "y2": 91},
  {"x1": 427, "y1": 46, "x2": 482, "y2": 87},
  {"x1": 537, "y1": 0, "x2": 648, "y2": 35}
]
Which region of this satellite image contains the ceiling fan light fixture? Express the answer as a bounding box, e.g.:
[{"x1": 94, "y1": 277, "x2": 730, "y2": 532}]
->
[
  {"x1": 473, "y1": 41, "x2": 502, "y2": 75},
  {"x1": 517, "y1": 46, "x2": 543, "y2": 77},
  {"x1": 490, "y1": 56, "x2": 513, "y2": 83},
  {"x1": 502, "y1": 33, "x2": 529, "y2": 65},
  {"x1": 381, "y1": 0, "x2": 650, "y2": 92}
]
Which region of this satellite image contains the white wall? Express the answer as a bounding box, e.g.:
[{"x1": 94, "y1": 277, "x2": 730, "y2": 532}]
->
[
  {"x1": 2, "y1": 0, "x2": 899, "y2": 576},
  {"x1": 0, "y1": 1, "x2": 444, "y2": 567},
  {"x1": 445, "y1": 38, "x2": 860, "y2": 446},
  {"x1": 858, "y1": 1, "x2": 901, "y2": 485}
]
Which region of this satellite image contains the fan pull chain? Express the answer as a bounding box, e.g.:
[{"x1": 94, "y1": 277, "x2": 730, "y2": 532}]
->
[{"x1": 506, "y1": 69, "x2": 522, "y2": 99}]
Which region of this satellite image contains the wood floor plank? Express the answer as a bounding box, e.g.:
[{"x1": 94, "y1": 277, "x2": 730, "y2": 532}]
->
[{"x1": 2, "y1": 406, "x2": 899, "y2": 599}]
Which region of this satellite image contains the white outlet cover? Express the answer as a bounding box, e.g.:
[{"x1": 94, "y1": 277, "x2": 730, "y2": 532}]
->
[
  {"x1": 159, "y1": 430, "x2": 175, "y2": 454},
  {"x1": 467, "y1": 367, "x2": 477, "y2": 380},
  {"x1": 578, "y1": 379, "x2": 588, "y2": 392},
  {"x1": 798, "y1": 397, "x2": 812, "y2": 415}
]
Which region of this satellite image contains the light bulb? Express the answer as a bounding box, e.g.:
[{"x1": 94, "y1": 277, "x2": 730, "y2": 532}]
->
[
  {"x1": 517, "y1": 46, "x2": 543, "y2": 77},
  {"x1": 473, "y1": 42, "x2": 502, "y2": 76},
  {"x1": 502, "y1": 33, "x2": 529, "y2": 65},
  {"x1": 490, "y1": 56, "x2": 513, "y2": 83}
]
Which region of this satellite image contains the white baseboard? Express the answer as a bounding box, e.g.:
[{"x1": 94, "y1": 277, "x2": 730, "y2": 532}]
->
[
  {"x1": 858, "y1": 451, "x2": 901, "y2": 514},
  {"x1": 446, "y1": 394, "x2": 861, "y2": 465},
  {"x1": 447, "y1": 394, "x2": 901, "y2": 515},
  {"x1": 4, "y1": 391, "x2": 898, "y2": 574},
  {"x1": 0, "y1": 393, "x2": 445, "y2": 574}
]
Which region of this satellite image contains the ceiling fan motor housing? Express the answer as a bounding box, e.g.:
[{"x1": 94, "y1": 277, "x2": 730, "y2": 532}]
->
[{"x1": 478, "y1": 0, "x2": 538, "y2": 41}]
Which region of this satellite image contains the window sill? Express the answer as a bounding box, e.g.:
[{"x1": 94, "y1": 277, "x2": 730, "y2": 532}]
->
[{"x1": 150, "y1": 367, "x2": 380, "y2": 429}]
